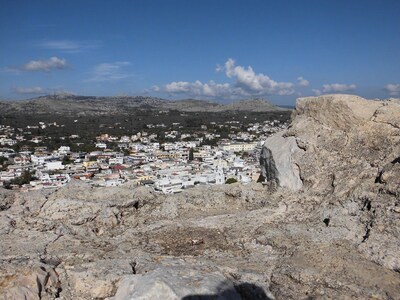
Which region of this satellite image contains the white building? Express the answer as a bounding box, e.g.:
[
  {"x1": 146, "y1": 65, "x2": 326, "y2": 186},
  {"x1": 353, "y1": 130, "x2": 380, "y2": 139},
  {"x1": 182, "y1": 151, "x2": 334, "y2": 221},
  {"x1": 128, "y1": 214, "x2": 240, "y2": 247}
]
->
[
  {"x1": 39, "y1": 173, "x2": 70, "y2": 188},
  {"x1": 120, "y1": 136, "x2": 131, "y2": 143},
  {"x1": 151, "y1": 142, "x2": 160, "y2": 150},
  {"x1": 109, "y1": 157, "x2": 124, "y2": 165},
  {"x1": 163, "y1": 143, "x2": 176, "y2": 151},
  {"x1": 154, "y1": 178, "x2": 183, "y2": 194},
  {"x1": 95, "y1": 143, "x2": 107, "y2": 149},
  {"x1": 58, "y1": 146, "x2": 71, "y2": 155},
  {"x1": 215, "y1": 166, "x2": 225, "y2": 185},
  {"x1": 221, "y1": 143, "x2": 257, "y2": 152},
  {"x1": 45, "y1": 161, "x2": 64, "y2": 171}
]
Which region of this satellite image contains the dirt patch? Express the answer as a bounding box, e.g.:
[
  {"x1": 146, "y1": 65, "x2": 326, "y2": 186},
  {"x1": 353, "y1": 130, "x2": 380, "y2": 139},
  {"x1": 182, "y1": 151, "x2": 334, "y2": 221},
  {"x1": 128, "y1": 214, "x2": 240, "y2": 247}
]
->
[{"x1": 149, "y1": 227, "x2": 230, "y2": 256}]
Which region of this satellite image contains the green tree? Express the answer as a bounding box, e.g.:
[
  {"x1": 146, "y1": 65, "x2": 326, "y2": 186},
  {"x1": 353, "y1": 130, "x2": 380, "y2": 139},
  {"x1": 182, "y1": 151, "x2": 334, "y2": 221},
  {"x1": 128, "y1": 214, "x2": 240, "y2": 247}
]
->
[
  {"x1": 0, "y1": 156, "x2": 8, "y2": 165},
  {"x1": 225, "y1": 178, "x2": 238, "y2": 184},
  {"x1": 188, "y1": 148, "x2": 194, "y2": 161},
  {"x1": 62, "y1": 156, "x2": 73, "y2": 165},
  {"x1": 3, "y1": 181, "x2": 12, "y2": 189},
  {"x1": 10, "y1": 170, "x2": 37, "y2": 186}
]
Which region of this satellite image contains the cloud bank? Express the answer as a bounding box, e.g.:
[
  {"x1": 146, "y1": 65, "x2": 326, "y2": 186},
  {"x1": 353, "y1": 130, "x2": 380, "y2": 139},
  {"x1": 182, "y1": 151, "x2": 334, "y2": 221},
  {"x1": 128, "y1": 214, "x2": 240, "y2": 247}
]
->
[
  {"x1": 13, "y1": 86, "x2": 72, "y2": 96},
  {"x1": 312, "y1": 89, "x2": 322, "y2": 96},
  {"x1": 223, "y1": 58, "x2": 295, "y2": 95},
  {"x1": 165, "y1": 80, "x2": 232, "y2": 97},
  {"x1": 22, "y1": 57, "x2": 68, "y2": 72},
  {"x1": 160, "y1": 58, "x2": 295, "y2": 99},
  {"x1": 38, "y1": 40, "x2": 101, "y2": 53},
  {"x1": 385, "y1": 83, "x2": 400, "y2": 96},
  {"x1": 14, "y1": 87, "x2": 47, "y2": 94},
  {"x1": 87, "y1": 62, "x2": 132, "y2": 82},
  {"x1": 297, "y1": 76, "x2": 309, "y2": 87},
  {"x1": 322, "y1": 83, "x2": 356, "y2": 93}
]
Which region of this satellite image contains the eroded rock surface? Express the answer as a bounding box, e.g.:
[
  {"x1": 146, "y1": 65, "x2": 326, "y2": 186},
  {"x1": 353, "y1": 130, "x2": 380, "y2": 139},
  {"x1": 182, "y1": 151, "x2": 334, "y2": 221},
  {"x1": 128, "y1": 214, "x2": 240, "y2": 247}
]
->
[
  {"x1": 1, "y1": 94, "x2": 400, "y2": 300},
  {"x1": 110, "y1": 262, "x2": 242, "y2": 300},
  {"x1": 260, "y1": 132, "x2": 303, "y2": 190}
]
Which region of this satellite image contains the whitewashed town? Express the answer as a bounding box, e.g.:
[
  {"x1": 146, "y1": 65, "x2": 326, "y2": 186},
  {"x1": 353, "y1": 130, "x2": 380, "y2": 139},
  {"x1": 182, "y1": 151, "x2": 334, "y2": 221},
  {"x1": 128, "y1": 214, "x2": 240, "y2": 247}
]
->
[{"x1": 0, "y1": 118, "x2": 287, "y2": 193}]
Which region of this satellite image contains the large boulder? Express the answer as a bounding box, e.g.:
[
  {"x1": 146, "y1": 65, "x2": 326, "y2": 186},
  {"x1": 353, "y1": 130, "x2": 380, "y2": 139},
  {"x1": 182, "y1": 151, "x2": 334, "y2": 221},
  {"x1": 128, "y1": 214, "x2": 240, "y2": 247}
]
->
[
  {"x1": 58, "y1": 259, "x2": 134, "y2": 299},
  {"x1": 0, "y1": 262, "x2": 61, "y2": 300},
  {"x1": 260, "y1": 132, "x2": 303, "y2": 191},
  {"x1": 261, "y1": 94, "x2": 400, "y2": 194},
  {"x1": 261, "y1": 94, "x2": 400, "y2": 271},
  {"x1": 110, "y1": 265, "x2": 241, "y2": 300}
]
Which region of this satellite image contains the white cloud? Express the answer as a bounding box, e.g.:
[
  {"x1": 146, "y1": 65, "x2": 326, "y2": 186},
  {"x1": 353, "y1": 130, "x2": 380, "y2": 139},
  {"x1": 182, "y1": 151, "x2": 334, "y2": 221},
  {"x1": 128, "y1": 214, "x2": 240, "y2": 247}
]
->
[
  {"x1": 151, "y1": 85, "x2": 160, "y2": 92},
  {"x1": 160, "y1": 59, "x2": 297, "y2": 99},
  {"x1": 22, "y1": 57, "x2": 68, "y2": 71},
  {"x1": 222, "y1": 58, "x2": 294, "y2": 95},
  {"x1": 322, "y1": 83, "x2": 356, "y2": 93},
  {"x1": 165, "y1": 81, "x2": 191, "y2": 93},
  {"x1": 385, "y1": 83, "x2": 400, "y2": 96},
  {"x1": 1, "y1": 67, "x2": 22, "y2": 75},
  {"x1": 14, "y1": 86, "x2": 47, "y2": 94},
  {"x1": 165, "y1": 80, "x2": 232, "y2": 97},
  {"x1": 13, "y1": 86, "x2": 72, "y2": 96},
  {"x1": 38, "y1": 40, "x2": 101, "y2": 53},
  {"x1": 215, "y1": 64, "x2": 224, "y2": 72},
  {"x1": 87, "y1": 62, "x2": 132, "y2": 82},
  {"x1": 312, "y1": 89, "x2": 322, "y2": 96},
  {"x1": 297, "y1": 76, "x2": 309, "y2": 87}
]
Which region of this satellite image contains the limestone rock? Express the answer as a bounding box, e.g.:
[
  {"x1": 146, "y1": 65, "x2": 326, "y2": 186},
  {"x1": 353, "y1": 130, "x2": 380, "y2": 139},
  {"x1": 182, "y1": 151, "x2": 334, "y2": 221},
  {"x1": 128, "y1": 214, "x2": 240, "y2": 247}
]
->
[
  {"x1": 264, "y1": 94, "x2": 400, "y2": 270},
  {"x1": 111, "y1": 265, "x2": 241, "y2": 300},
  {"x1": 288, "y1": 94, "x2": 398, "y2": 194},
  {"x1": 260, "y1": 131, "x2": 303, "y2": 191},
  {"x1": 0, "y1": 262, "x2": 61, "y2": 300},
  {"x1": 60, "y1": 260, "x2": 134, "y2": 299}
]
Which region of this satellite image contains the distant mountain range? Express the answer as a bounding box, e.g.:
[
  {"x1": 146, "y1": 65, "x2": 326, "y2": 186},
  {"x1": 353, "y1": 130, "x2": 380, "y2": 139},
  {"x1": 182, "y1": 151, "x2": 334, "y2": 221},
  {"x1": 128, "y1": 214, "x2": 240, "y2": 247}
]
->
[{"x1": 0, "y1": 94, "x2": 290, "y2": 115}]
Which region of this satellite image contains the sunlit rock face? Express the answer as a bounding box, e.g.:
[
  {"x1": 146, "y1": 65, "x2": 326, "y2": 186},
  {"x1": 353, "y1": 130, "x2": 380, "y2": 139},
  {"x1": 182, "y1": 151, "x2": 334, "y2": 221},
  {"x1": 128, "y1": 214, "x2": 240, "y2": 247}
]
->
[
  {"x1": 260, "y1": 132, "x2": 303, "y2": 191},
  {"x1": 287, "y1": 94, "x2": 399, "y2": 195},
  {"x1": 261, "y1": 94, "x2": 400, "y2": 194},
  {"x1": 261, "y1": 94, "x2": 400, "y2": 272}
]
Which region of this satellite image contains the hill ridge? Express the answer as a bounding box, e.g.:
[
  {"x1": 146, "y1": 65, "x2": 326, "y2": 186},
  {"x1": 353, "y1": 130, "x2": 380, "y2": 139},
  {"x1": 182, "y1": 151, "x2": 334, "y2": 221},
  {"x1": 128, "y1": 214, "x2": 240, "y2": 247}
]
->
[{"x1": 0, "y1": 94, "x2": 288, "y2": 115}]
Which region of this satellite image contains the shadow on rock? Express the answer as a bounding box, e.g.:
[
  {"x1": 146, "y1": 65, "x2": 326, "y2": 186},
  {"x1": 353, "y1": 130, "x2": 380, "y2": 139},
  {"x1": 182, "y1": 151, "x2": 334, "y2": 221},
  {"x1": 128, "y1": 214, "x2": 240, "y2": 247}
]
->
[{"x1": 182, "y1": 282, "x2": 272, "y2": 300}]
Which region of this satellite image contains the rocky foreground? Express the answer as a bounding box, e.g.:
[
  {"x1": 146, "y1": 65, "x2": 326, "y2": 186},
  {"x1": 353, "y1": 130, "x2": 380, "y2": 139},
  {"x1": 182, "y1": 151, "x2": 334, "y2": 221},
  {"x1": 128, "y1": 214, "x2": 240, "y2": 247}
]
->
[{"x1": 1, "y1": 94, "x2": 400, "y2": 299}]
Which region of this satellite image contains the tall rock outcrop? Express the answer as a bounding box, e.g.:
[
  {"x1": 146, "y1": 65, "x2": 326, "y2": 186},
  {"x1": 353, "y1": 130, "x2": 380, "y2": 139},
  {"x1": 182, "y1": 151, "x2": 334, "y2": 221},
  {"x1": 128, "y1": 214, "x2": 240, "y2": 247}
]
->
[
  {"x1": 261, "y1": 94, "x2": 400, "y2": 193},
  {"x1": 288, "y1": 94, "x2": 399, "y2": 195},
  {"x1": 261, "y1": 94, "x2": 400, "y2": 271}
]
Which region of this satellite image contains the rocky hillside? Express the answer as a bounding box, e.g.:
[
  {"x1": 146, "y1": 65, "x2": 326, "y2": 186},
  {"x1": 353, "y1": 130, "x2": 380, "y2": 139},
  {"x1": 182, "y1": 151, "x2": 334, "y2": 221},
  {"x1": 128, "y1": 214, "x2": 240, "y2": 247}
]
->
[
  {"x1": 261, "y1": 94, "x2": 400, "y2": 270},
  {"x1": 1, "y1": 94, "x2": 400, "y2": 299},
  {"x1": 0, "y1": 94, "x2": 286, "y2": 115}
]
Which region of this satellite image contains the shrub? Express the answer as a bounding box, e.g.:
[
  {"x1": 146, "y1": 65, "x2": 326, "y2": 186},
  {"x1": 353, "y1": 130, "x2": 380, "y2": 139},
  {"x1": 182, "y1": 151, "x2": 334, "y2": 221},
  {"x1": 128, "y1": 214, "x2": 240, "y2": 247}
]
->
[{"x1": 225, "y1": 178, "x2": 237, "y2": 184}]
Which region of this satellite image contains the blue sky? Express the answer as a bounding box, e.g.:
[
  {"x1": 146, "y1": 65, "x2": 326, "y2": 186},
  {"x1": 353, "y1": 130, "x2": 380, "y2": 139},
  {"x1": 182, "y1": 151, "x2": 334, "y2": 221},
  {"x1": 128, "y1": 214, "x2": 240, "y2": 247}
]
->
[{"x1": 0, "y1": 0, "x2": 399, "y2": 105}]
